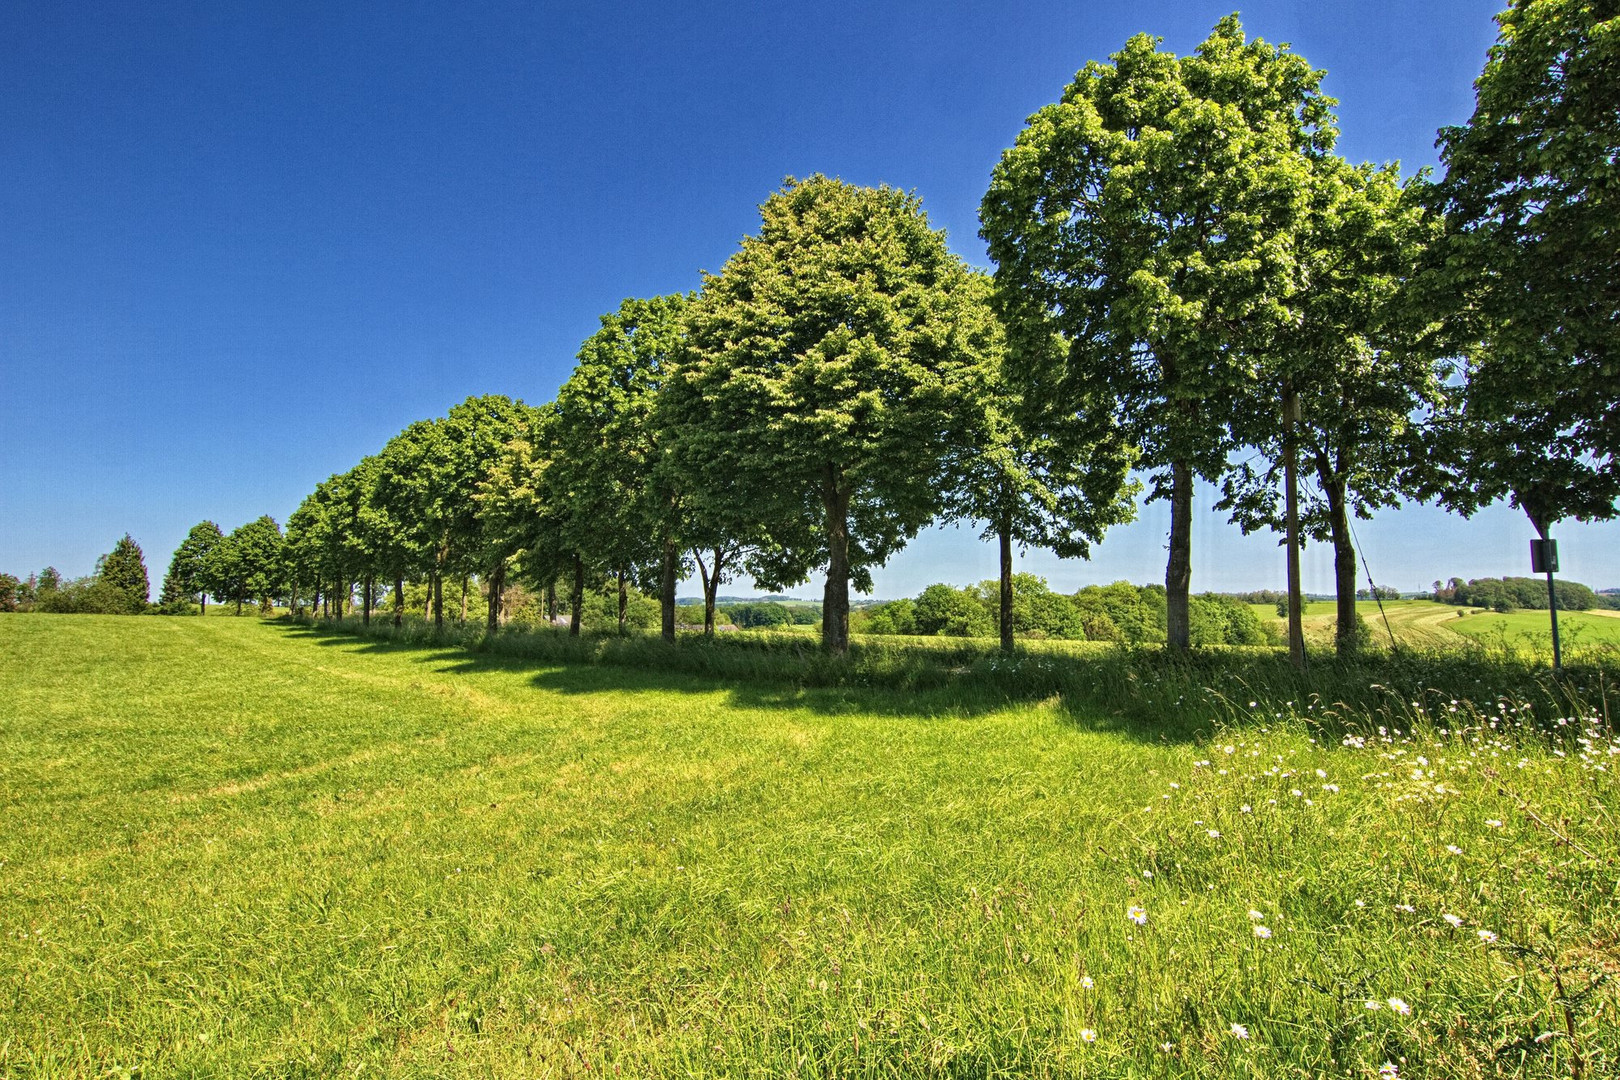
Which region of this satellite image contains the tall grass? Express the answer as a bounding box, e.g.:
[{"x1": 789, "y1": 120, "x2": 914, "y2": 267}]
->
[{"x1": 301, "y1": 613, "x2": 1618, "y2": 743}]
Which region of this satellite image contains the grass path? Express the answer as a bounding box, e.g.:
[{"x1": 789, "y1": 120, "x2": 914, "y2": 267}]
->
[{"x1": 1, "y1": 616, "x2": 1616, "y2": 1077}]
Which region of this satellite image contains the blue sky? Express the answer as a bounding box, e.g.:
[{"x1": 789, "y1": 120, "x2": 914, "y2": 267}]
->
[{"x1": 4, "y1": 1, "x2": 1615, "y2": 599}]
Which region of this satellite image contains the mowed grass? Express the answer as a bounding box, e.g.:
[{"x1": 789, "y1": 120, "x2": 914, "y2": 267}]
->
[
  {"x1": 1, "y1": 617, "x2": 1617, "y2": 1078},
  {"x1": 1250, "y1": 598, "x2": 1620, "y2": 658}
]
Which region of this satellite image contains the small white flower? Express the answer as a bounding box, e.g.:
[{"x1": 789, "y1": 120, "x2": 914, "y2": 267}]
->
[
  {"x1": 1394, "y1": 904, "x2": 1415, "y2": 914},
  {"x1": 1080, "y1": 1027, "x2": 1097, "y2": 1044},
  {"x1": 1142, "y1": 870, "x2": 1153, "y2": 879},
  {"x1": 1207, "y1": 829, "x2": 1221, "y2": 838},
  {"x1": 1315, "y1": 768, "x2": 1327, "y2": 779},
  {"x1": 1248, "y1": 701, "x2": 1258, "y2": 708},
  {"x1": 1290, "y1": 788, "x2": 1303, "y2": 797},
  {"x1": 1159, "y1": 1041, "x2": 1175, "y2": 1052},
  {"x1": 1354, "y1": 899, "x2": 1366, "y2": 908},
  {"x1": 1364, "y1": 999, "x2": 1381, "y2": 1011},
  {"x1": 1127, "y1": 905, "x2": 1147, "y2": 926},
  {"x1": 1229, "y1": 1022, "x2": 1248, "y2": 1039},
  {"x1": 1477, "y1": 929, "x2": 1497, "y2": 943},
  {"x1": 1442, "y1": 913, "x2": 1463, "y2": 928},
  {"x1": 1446, "y1": 844, "x2": 1463, "y2": 856},
  {"x1": 1247, "y1": 909, "x2": 1264, "y2": 920},
  {"x1": 1485, "y1": 819, "x2": 1503, "y2": 828},
  {"x1": 1080, "y1": 975, "x2": 1094, "y2": 989},
  {"x1": 1387, "y1": 997, "x2": 1411, "y2": 1016},
  {"x1": 1253, "y1": 925, "x2": 1272, "y2": 939},
  {"x1": 1240, "y1": 804, "x2": 1252, "y2": 813},
  {"x1": 1380, "y1": 1062, "x2": 1399, "y2": 1079}
]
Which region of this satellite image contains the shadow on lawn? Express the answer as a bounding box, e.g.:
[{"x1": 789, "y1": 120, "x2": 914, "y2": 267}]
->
[{"x1": 274, "y1": 618, "x2": 1620, "y2": 746}]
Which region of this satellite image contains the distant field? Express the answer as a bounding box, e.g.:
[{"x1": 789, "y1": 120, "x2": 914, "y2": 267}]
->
[
  {"x1": 1, "y1": 615, "x2": 1615, "y2": 1077},
  {"x1": 1249, "y1": 598, "x2": 1620, "y2": 657}
]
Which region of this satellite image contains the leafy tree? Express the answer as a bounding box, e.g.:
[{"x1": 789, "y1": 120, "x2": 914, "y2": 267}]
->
[
  {"x1": 981, "y1": 17, "x2": 1335, "y2": 648},
  {"x1": 161, "y1": 521, "x2": 223, "y2": 614},
  {"x1": 862, "y1": 598, "x2": 917, "y2": 636},
  {"x1": 1072, "y1": 582, "x2": 1168, "y2": 644},
  {"x1": 947, "y1": 274, "x2": 1137, "y2": 651},
  {"x1": 553, "y1": 295, "x2": 691, "y2": 639},
  {"x1": 0, "y1": 572, "x2": 20, "y2": 612},
  {"x1": 973, "y1": 573, "x2": 1085, "y2": 640},
  {"x1": 722, "y1": 601, "x2": 793, "y2": 629},
  {"x1": 1220, "y1": 159, "x2": 1441, "y2": 656},
  {"x1": 1423, "y1": 0, "x2": 1620, "y2": 538},
  {"x1": 95, "y1": 534, "x2": 150, "y2": 613},
  {"x1": 673, "y1": 175, "x2": 991, "y2": 653},
  {"x1": 210, "y1": 517, "x2": 285, "y2": 614},
  {"x1": 911, "y1": 584, "x2": 997, "y2": 638}
]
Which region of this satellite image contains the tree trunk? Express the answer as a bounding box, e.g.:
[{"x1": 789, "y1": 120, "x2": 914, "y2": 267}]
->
[
  {"x1": 458, "y1": 577, "x2": 468, "y2": 625},
  {"x1": 199, "y1": 593, "x2": 206, "y2": 616},
  {"x1": 569, "y1": 554, "x2": 584, "y2": 637},
  {"x1": 546, "y1": 581, "x2": 556, "y2": 624},
  {"x1": 235, "y1": 597, "x2": 243, "y2": 617},
  {"x1": 423, "y1": 582, "x2": 432, "y2": 623},
  {"x1": 661, "y1": 540, "x2": 678, "y2": 644},
  {"x1": 394, "y1": 576, "x2": 404, "y2": 628},
  {"x1": 1322, "y1": 469, "x2": 1360, "y2": 658},
  {"x1": 486, "y1": 561, "x2": 505, "y2": 635},
  {"x1": 1165, "y1": 459, "x2": 1193, "y2": 650},
  {"x1": 362, "y1": 573, "x2": 373, "y2": 626},
  {"x1": 696, "y1": 549, "x2": 723, "y2": 636},
  {"x1": 432, "y1": 572, "x2": 443, "y2": 630},
  {"x1": 821, "y1": 468, "x2": 852, "y2": 655},
  {"x1": 617, "y1": 568, "x2": 628, "y2": 635},
  {"x1": 1282, "y1": 379, "x2": 1305, "y2": 668},
  {"x1": 999, "y1": 512, "x2": 1014, "y2": 654}
]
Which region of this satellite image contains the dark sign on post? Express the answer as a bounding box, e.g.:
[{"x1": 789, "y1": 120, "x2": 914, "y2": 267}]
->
[{"x1": 1531, "y1": 538, "x2": 1559, "y2": 574}]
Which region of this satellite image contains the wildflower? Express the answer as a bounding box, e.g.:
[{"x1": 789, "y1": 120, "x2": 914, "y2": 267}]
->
[
  {"x1": 1315, "y1": 768, "x2": 1327, "y2": 779},
  {"x1": 1323, "y1": 783, "x2": 1340, "y2": 793},
  {"x1": 1253, "y1": 925, "x2": 1272, "y2": 939},
  {"x1": 1159, "y1": 1041, "x2": 1175, "y2": 1052},
  {"x1": 1126, "y1": 905, "x2": 1147, "y2": 926},
  {"x1": 1142, "y1": 870, "x2": 1153, "y2": 879},
  {"x1": 1229, "y1": 1022, "x2": 1249, "y2": 1039},
  {"x1": 1080, "y1": 1028, "x2": 1097, "y2": 1044},
  {"x1": 1380, "y1": 1062, "x2": 1399, "y2": 1079},
  {"x1": 1290, "y1": 789, "x2": 1303, "y2": 797},
  {"x1": 1240, "y1": 804, "x2": 1252, "y2": 813},
  {"x1": 1248, "y1": 701, "x2": 1257, "y2": 708},
  {"x1": 1080, "y1": 975, "x2": 1094, "y2": 989},
  {"x1": 1387, "y1": 997, "x2": 1411, "y2": 1016},
  {"x1": 1442, "y1": 913, "x2": 1463, "y2": 928},
  {"x1": 1364, "y1": 1000, "x2": 1381, "y2": 1011},
  {"x1": 1477, "y1": 930, "x2": 1497, "y2": 943},
  {"x1": 1247, "y1": 909, "x2": 1264, "y2": 920},
  {"x1": 1445, "y1": 844, "x2": 1463, "y2": 856},
  {"x1": 1394, "y1": 904, "x2": 1415, "y2": 914},
  {"x1": 1207, "y1": 829, "x2": 1221, "y2": 838},
  {"x1": 1485, "y1": 819, "x2": 1502, "y2": 828}
]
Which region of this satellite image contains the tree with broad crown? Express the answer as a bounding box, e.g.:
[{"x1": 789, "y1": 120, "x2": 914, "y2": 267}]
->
[
  {"x1": 1219, "y1": 158, "x2": 1443, "y2": 656},
  {"x1": 674, "y1": 175, "x2": 992, "y2": 653},
  {"x1": 944, "y1": 271, "x2": 1138, "y2": 653},
  {"x1": 209, "y1": 516, "x2": 285, "y2": 615},
  {"x1": 552, "y1": 294, "x2": 692, "y2": 640},
  {"x1": 980, "y1": 16, "x2": 1336, "y2": 649},
  {"x1": 161, "y1": 521, "x2": 223, "y2": 613},
  {"x1": 1420, "y1": 0, "x2": 1620, "y2": 538},
  {"x1": 95, "y1": 534, "x2": 150, "y2": 612}
]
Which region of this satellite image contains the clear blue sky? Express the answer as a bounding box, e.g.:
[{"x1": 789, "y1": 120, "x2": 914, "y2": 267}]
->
[{"x1": 3, "y1": 1, "x2": 1614, "y2": 599}]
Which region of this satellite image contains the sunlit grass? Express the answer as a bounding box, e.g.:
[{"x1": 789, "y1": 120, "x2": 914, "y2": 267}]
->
[{"x1": 1, "y1": 614, "x2": 1615, "y2": 1077}]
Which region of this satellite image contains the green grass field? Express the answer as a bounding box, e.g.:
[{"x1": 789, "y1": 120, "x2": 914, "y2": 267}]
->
[
  {"x1": 2, "y1": 615, "x2": 1616, "y2": 1077},
  {"x1": 1250, "y1": 598, "x2": 1620, "y2": 658}
]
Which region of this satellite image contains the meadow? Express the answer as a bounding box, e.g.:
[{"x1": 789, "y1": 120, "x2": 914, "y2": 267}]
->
[{"x1": 1, "y1": 615, "x2": 1616, "y2": 1078}]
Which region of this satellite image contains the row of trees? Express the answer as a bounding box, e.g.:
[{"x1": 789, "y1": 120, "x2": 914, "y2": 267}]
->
[
  {"x1": 173, "y1": 3, "x2": 1618, "y2": 658},
  {"x1": 1432, "y1": 576, "x2": 1611, "y2": 612},
  {"x1": 1, "y1": 536, "x2": 151, "y2": 614}
]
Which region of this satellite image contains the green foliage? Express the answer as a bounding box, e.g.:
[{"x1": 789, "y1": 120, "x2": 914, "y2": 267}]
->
[
  {"x1": 911, "y1": 583, "x2": 997, "y2": 638},
  {"x1": 721, "y1": 601, "x2": 792, "y2": 629},
  {"x1": 982, "y1": 16, "x2": 1336, "y2": 646},
  {"x1": 1438, "y1": 576, "x2": 1598, "y2": 613},
  {"x1": 1073, "y1": 582, "x2": 1169, "y2": 644},
  {"x1": 160, "y1": 521, "x2": 222, "y2": 610},
  {"x1": 93, "y1": 534, "x2": 150, "y2": 612},
  {"x1": 0, "y1": 572, "x2": 20, "y2": 612},
  {"x1": 670, "y1": 175, "x2": 993, "y2": 652},
  {"x1": 1188, "y1": 593, "x2": 1272, "y2": 647},
  {"x1": 975, "y1": 573, "x2": 1085, "y2": 640},
  {"x1": 209, "y1": 516, "x2": 285, "y2": 614},
  {"x1": 861, "y1": 597, "x2": 917, "y2": 636},
  {"x1": 1423, "y1": 0, "x2": 1620, "y2": 534}
]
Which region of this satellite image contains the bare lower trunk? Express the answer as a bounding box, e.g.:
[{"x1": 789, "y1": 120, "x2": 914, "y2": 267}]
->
[
  {"x1": 199, "y1": 593, "x2": 206, "y2": 616},
  {"x1": 999, "y1": 513, "x2": 1014, "y2": 654},
  {"x1": 661, "y1": 540, "x2": 677, "y2": 644},
  {"x1": 1324, "y1": 472, "x2": 1360, "y2": 657},
  {"x1": 546, "y1": 581, "x2": 556, "y2": 624},
  {"x1": 1283, "y1": 379, "x2": 1304, "y2": 668},
  {"x1": 569, "y1": 555, "x2": 584, "y2": 637},
  {"x1": 394, "y1": 576, "x2": 404, "y2": 628},
  {"x1": 1165, "y1": 459, "x2": 1192, "y2": 650},
  {"x1": 696, "y1": 548, "x2": 724, "y2": 636},
  {"x1": 821, "y1": 468, "x2": 851, "y2": 654},
  {"x1": 486, "y1": 562, "x2": 505, "y2": 635},
  {"x1": 362, "y1": 573, "x2": 373, "y2": 626},
  {"x1": 432, "y1": 573, "x2": 443, "y2": 630},
  {"x1": 617, "y1": 569, "x2": 628, "y2": 635},
  {"x1": 458, "y1": 577, "x2": 468, "y2": 625}
]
